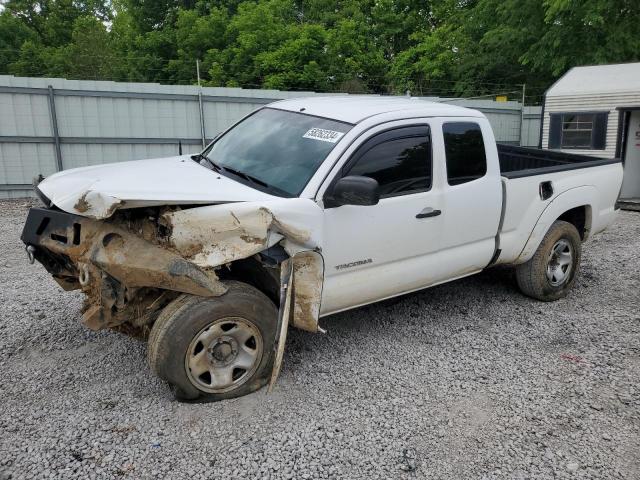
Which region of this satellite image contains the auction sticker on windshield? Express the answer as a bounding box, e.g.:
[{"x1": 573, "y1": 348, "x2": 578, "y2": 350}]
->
[{"x1": 303, "y1": 128, "x2": 345, "y2": 143}]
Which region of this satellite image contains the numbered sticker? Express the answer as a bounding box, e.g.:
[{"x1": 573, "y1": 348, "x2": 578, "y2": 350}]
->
[{"x1": 303, "y1": 128, "x2": 345, "y2": 143}]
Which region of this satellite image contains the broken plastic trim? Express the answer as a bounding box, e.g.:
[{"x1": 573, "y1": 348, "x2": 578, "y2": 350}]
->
[{"x1": 268, "y1": 258, "x2": 294, "y2": 393}]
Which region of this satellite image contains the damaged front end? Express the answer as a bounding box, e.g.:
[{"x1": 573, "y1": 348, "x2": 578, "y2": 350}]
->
[
  {"x1": 21, "y1": 198, "x2": 325, "y2": 338},
  {"x1": 21, "y1": 207, "x2": 226, "y2": 332}
]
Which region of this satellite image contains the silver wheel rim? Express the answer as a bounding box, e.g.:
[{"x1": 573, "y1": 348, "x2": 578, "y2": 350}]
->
[
  {"x1": 185, "y1": 317, "x2": 263, "y2": 394},
  {"x1": 546, "y1": 239, "x2": 573, "y2": 287}
]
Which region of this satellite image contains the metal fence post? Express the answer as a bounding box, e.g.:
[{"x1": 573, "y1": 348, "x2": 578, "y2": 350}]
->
[
  {"x1": 198, "y1": 91, "x2": 206, "y2": 149},
  {"x1": 47, "y1": 85, "x2": 63, "y2": 171},
  {"x1": 196, "y1": 60, "x2": 206, "y2": 149}
]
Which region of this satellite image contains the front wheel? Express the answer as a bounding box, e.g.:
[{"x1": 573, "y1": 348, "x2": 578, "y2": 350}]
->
[
  {"x1": 515, "y1": 220, "x2": 582, "y2": 301},
  {"x1": 147, "y1": 281, "x2": 277, "y2": 402}
]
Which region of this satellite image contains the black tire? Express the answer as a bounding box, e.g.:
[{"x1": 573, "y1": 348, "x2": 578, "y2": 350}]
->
[
  {"x1": 515, "y1": 220, "x2": 582, "y2": 301},
  {"x1": 147, "y1": 281, "x2": 277, "y2": 402}
]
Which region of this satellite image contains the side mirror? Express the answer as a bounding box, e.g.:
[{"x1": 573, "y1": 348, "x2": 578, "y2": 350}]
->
[{"x1": 328, "y1": 175, "x2": 380, "y2": 207}]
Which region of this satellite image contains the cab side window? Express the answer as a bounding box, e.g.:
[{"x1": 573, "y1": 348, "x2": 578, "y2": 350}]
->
[
  {"x1": 442, "y1": 122, "x2": 487, "y2": 185},
  {"x1": 344, "y1": 126, "x2": 431, "y2": 198}
]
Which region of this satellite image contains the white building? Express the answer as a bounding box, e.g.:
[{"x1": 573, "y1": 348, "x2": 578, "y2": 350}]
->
[{"x1": 541, "y1": 62, "x2": 640, "y2": 203}]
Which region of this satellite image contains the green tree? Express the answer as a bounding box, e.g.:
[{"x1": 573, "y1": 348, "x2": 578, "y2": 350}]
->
[
  {"x1": 0, "y1": 12, "x2": 37, "y2": 74},
  {"x1": 66, "y1": 15, "x2": 117, "y2": 79},
  {"x1": 0, "y1": 0, "x2": 639, "y2": 99},
  {"x1": 206, "y1": 0, "x2": 292, "y2": 87},
  {"x1": 165, "y1": 7, "x2": 228, "y2": 83},
  {"x1": 124, "y1": 0, "x2": 196, "y2": 32},
  {"x1": 257, "y1": 23, "x2": 329, "y2": 90},
  {"x1": 522, "y1": 0, "x2": 640, "y2": 77},
  {"x1": 325, "y1": 17, "x2": 387, "y2": 92}
]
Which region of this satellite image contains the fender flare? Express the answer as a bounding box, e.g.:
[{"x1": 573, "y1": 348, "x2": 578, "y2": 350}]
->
[{"x1": 514, "y1": 185, "x2": 596, "y2": 264}]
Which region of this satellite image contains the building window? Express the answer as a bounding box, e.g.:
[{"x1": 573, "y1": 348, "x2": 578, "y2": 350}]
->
[
  {"x1": 442, "y1": 122, "x2": 487, "y2": 185},
  {"x1": 549, "y1": 112, "x2": 608, "y2": 150},
  {"x1": 561, "y1": 114, "x2": 595, "y2": 148}
]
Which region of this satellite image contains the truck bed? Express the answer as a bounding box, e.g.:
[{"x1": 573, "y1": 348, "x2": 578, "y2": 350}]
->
[
  {"x1": 497, "y1": 144, "x2": 621, "y2": 179},
  {"x1": 496, "y1": 151, "x2": 623, "y2": 266}
]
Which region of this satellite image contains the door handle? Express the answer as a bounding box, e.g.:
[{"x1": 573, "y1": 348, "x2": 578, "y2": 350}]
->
[{"x1": 416, "y1": 207, "x2": 441, "y2": 219}]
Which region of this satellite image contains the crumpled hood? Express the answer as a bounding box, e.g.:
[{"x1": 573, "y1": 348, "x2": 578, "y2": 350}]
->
[{"x1": 37, "y1": 155, "x2": 277, "y2": 219}]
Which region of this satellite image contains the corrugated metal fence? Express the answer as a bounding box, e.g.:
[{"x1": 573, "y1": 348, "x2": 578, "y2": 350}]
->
[{"x1": 0, "y1": 75, "x2": 541, "y2": 198}]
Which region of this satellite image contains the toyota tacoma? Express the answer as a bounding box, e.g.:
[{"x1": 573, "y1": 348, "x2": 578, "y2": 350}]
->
[{"x1": 21, "y1": 97, "x2": 623, "y2": 401}]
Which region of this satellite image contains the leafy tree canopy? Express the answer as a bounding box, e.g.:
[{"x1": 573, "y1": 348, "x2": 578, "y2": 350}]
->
[{"x1": 0, "y1": 0, "x2": 638, "y2": 102}]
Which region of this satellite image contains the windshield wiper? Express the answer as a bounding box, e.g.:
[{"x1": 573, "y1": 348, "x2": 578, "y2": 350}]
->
[
  {"x1": 191, "y1": 153, "x2": 222, "y2": 173},
  {"x1": 221, "y1": 165, "x2": 269, "y2": 188},
  {"x1": 192, "y1": 154, "x2": 275, "y2": 191}
]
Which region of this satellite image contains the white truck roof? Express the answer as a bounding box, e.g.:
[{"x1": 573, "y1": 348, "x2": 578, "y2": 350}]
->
[{"x1": 271, "y1": 96, "x2": 484, "y2": 124}]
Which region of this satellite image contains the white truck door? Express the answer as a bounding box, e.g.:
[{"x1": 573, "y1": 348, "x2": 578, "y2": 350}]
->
[
  {"x1": 319, "y1": 123, "x2": 446, "y2": 315},
  {"x1": 436, "y1": 119, "x2": 502, "y2": 277}
]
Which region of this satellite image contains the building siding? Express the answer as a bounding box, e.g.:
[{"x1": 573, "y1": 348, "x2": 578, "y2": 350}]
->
[{"x1": 542, "y1": 93, "x2": 640, "y2": 159}]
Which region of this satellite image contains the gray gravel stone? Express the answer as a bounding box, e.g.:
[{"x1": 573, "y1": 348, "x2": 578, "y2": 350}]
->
[{"x1": 0, "y1": 199, "x2": 639, "y2": 479}]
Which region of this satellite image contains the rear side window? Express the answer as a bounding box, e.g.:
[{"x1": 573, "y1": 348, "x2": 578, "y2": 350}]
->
[
  {"x1": 345, "y1": 126, "x2": 431, "y2": 197},
  {"x1": 443, "y1": 122, "x2": 487, "y2": 185}
]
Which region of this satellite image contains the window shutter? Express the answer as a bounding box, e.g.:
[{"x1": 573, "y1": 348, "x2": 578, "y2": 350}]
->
[
  {"x1": 592, "y1": 112, "x2": 608, "y2": 150},
  {"x1": 548, "y1": 114, "x2": 562, "y2": 148}
]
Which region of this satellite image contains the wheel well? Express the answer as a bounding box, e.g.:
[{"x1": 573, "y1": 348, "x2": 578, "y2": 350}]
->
[
  {"x1": 557, "y1": 205, "x2": 591, "y2": 240},
  {"x1": 216, "y1": 256, "x2": 281, "y2": 306}
]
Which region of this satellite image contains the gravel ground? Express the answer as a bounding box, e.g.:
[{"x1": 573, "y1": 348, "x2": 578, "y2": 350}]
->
[{"x1": 0, "y1": 199, "x2": 639, "y2": 480}]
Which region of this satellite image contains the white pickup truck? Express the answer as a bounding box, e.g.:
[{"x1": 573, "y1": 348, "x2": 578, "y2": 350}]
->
[{"x1": 21, "y1": 97, "x2": 623, "y2": 401}]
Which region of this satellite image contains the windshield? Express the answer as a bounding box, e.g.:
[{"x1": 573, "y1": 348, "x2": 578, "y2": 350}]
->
[{"x1": 203, "y1": 108, "x2": 352, "y2": 197}]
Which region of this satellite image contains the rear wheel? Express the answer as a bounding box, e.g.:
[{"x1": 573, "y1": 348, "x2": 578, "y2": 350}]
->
[
  {"x1": 515, "y1": 220, "x2": 582, "y2": 301},
  {"x1": 147, "y1": 281, "x2": 277, "y2": 402}
]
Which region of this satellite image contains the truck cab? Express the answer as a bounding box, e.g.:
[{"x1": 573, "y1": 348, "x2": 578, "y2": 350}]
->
[{"x1": 307, "y1": 103, "x2": 503, "y2": 314}]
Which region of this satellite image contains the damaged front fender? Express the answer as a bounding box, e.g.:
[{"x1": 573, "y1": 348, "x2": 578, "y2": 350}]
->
[
  {"x1": 163, "y1": 199, "x2": 325, "y2": 333},
  {"x1": 162, "y1": 199, "x2": 320, "y2": 266},
  {"x1": 289, "y1": 250, "x2": 324, "y2": 332}
]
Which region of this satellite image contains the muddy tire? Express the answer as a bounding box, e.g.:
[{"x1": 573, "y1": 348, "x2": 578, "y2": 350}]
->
[
  {"x1": 515, "y1": 220, "x2": 582, "y2": 302},
  {"x1": 147, "y1": 281, "x2": 277, "y2": 402}
]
